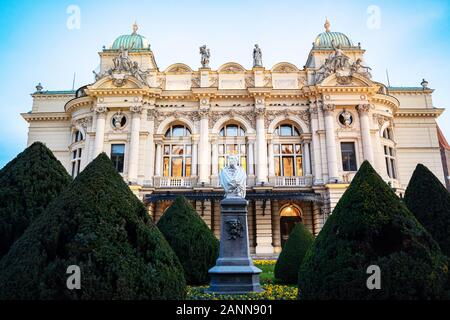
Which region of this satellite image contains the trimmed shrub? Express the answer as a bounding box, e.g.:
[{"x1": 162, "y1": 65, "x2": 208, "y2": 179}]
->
[
  {"x1": 157, "y1": 196, "x2": 219, "y2": 285},
  {"x1": 275, "y1": 223, "x2": 314, "y2": 284},
  {"x1": 0, "y1": 142, "x2": 71, "y2": 259},
  {"x1": 298, "y1": 161, "x2": 448, "y2": 300},
  {"x1": 405, "y1": 164, "x2": 450, "y2": 257},
  {"x1": 0, "y1": 153, "x2": 186, "y2": 300}
]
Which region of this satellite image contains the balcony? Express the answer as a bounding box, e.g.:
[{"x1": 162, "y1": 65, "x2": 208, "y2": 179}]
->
[
  {"x1": 274, "y1": 176, "x2": 313, "y2": 187},
  {"x1": 159, "y1": 177, "x2": 196, "y2": 188}
]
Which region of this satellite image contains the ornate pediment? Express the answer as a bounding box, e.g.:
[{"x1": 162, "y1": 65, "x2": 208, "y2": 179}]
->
[
  {"x1": 218, "y1": 62, "x2": 246, "y2": 73},
  {"x1": 315, "y1": 43, "x2": 372, "y2": 85},
  {"x1": 272, "y1": 62, "x2": 299, "y2": 73}
]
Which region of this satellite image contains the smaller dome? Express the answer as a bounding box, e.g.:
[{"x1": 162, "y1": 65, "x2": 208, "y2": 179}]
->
[
  {"x1": 314, "y1": 19, "x2": 353, "y2": 48},
  {"x1": 111, "y1": 23, "x2": 150, "y2": 50}
]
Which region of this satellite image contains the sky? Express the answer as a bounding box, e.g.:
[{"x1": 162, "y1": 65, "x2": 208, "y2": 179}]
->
[{"x1": 0, "y1": 0, "x2": 449, "y2": 168}]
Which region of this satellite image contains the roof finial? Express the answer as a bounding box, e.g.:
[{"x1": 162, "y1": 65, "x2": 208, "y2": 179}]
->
[
  {"x1": 132, "y1": 21, "x2": 138, "y2": 34},
  {"x1": 324, "y1": 17, "x2": 331, "y2": 32}
]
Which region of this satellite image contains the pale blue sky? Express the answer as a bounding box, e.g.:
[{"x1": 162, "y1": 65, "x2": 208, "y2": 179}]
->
[{"x1": 0, "y1": 0, "x2": 449, "y2": 168}]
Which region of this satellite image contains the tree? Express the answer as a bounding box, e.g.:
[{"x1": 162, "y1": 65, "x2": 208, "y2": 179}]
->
[
  {"x1": 298, "y1": 161, "x2": 448, "y2": 300},
  {"x1": 275, "y1": 223, "x2": 314, "y2": 284},
  {"x1": 0, "y1": 153, "x2": 186, "y2": 300},
  {"x1": 405, "y1": 164, "x2": 450, "y2": 256},
  {"x1": 0, "y1": 142, "x2": 71, "y2": 259},
  {"x1": 157, "y1": 196, "x2": 219, "y2": 285}
]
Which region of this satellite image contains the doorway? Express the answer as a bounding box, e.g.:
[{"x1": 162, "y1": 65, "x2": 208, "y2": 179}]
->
[{"x1": 280, "y1": 204, "x2": 302, "y2": 247}]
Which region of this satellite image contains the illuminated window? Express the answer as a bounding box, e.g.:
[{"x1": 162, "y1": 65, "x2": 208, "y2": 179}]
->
[
  {"x1": 163, "y1": 144, "x2": 192, "y2": 177},
  {"x1": 274, "y1": 144, "x2": 303, "y2": 177},
  {"x1": 218, "y1": 123, "x2": 247, "y2": 173},
  {"x1": 111, "y1": 144, "x2": 125, "y2": 173},
  {"x1": 341, "y1": 142, "x2": 357, "y2": 171}
]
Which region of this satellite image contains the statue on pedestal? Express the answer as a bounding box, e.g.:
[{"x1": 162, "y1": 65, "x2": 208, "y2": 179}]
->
[
  {"x1": 199, "y1": 45, "x2": 211, "y2": 68},
  {"x1": 253, "y1": 44, "x2": 263, "y2": 68},
  {"x1": 219, "y1": 155, "x2": 246, "y2": 199}
]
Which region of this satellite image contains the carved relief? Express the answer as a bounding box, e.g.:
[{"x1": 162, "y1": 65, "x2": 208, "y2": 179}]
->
[
  {"x1": 245, "y1": 75, "x2": 255, "y2": 88},
  {"x1": 208, "y1": 110, "x2": 256, "y2": 129},
  {"x1": 225, "y1": 218, "x2": 244, "y2": 240},
  {"x1": 209, "y1": 75, "x2": 219, "y2": 88},
  {"x1": 191, "y1": 76, "x2": 200, "y2": 88},
  {"x1": 356, "y1": 104, "x2": 371, "y2": 113}
]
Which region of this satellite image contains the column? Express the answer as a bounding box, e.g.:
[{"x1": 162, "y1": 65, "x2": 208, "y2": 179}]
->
[
  {"x1": 211, "y1": 137, "x2": 218, "y2": 176},
  {"x1": 310, "y1": 105, "x2": 323, "y2": 184},
  {"x1": 255, "y1": 106, "x2": 268, "y2": 184},
  {"x1": 323, "y1": 104, "x2": 339, "y2": 182},
  {"x1": 198, "y1": 109, "x2": 211, "y2": 185},
  {"x1": 191, "y1": 138, "x2": 198, "y2": 177},
  {"x1": 154, "y1": 141, "x2": 163, "y2": 176},
  {"x1": 247, "y1": 138, "x2": 255, "y2": 176},
  {"x1": 144, "y1": 109, "x2": 156, "y2": 185},
  {"x1": 303, "y1": 141, "x2": 312, "y2": 175},
  {"x1": 93, "y1": 106, "x2": 108, "y2": 157},
  {"x1": 271, "y1": 200, "x2": 281, "y2": 254},
  {"x1": 268, "y1": 138, "x2": 275, "y2": 177},
  {"x1": 128, "y1": 106, "x2": 142, "y2": 183},
  {"x1": 357, "y1": 104, "x2": 375, "y2": 164}
]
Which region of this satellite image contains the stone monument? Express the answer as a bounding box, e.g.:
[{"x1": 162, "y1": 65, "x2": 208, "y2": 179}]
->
[{"x1": 206, "y1": 155, "x2": 263, "y2": 294}]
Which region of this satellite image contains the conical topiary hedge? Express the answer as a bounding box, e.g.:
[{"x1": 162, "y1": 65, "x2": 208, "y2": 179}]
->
[
  {"x1": 405, "y1": 164, "x2": 450, "y2": 257},
  {"x1": 157, "y1": 196, "x2": 219, "y2": 285},
  {"x1": 0, "y1": 142, "x2": 71, "y2": 259},
  {"x1": 298, "y1": 161, "x2": 448, "y2": 300},
  {"x1": 275, "y1": 223, "x2": 314, "y2": 284},
  {"x1": 0, "y1": 153, "x2": 186, "y2": 300}
]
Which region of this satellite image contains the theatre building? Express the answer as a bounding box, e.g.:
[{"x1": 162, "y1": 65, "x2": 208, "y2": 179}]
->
[{"x1": 22, "y1": 21, "x2": 446, "y2": 256}]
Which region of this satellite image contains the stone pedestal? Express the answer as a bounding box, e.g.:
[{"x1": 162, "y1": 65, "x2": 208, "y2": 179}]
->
[{"x1": 206, "y1": 197, "x2": 263, "y2": 294}]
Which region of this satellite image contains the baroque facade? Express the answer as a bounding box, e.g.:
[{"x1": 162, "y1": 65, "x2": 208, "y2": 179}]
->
[{"x1": 22, "y1": 21, "x2": 446, "y2": 255}]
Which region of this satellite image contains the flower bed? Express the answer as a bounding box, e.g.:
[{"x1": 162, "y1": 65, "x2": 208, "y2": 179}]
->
[{"x1": 186, "y1": 285, "x2": 298, "y2": 300}]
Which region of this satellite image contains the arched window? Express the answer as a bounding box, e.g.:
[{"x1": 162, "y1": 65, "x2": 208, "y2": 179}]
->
[
  {"x1": 163, "y1": 124, "x2": 192, "y2": 177},
  {"x1": 218, "y1": 123, "x2": 247, "y2": 173},
  {"x1": 165, "y1": 125, "x2": 191, "y2": 138},
  {"x1": 273, "y1": 123, "x2": 303, "y2": 177},
  {"x1": 219, "y1": 124, "x2": 246, "y2": 137}
]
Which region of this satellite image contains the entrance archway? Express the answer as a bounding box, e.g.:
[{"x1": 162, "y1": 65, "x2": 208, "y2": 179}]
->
[{"x1": 280, "y1": 204, "x2": 302, "y2": 247}]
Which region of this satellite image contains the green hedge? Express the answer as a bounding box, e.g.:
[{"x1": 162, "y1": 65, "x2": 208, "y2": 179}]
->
[
  {"x1": 298, "y1": 161, "x2": 448, "y2": 300},
  {"x1": 0, "y1": 153, "x2": 186, "y2": 300},
  {"x1": 405, "y1": 164, "x2": 450, "y2": 257},
  {"x1": 0, "y1": 142, "x2": 71, "y2": 259},
  {"x1": 275, "y1": 223, "x2": 314, "y2": 284},
  {"x1": 157, "y1": 196, "x2": 219, "y2": 285}
]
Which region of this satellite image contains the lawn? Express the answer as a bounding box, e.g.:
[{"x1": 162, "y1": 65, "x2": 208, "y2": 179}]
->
[{"x1": 186, "y1": 260, "x2": 298, "y2": 300}]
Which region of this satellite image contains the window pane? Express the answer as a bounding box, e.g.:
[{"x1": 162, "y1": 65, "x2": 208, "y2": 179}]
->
[
  {"x1": 218, "y1": 157, "x2": 226, "y2": 172},
  {"x1": 240, "y1": 144, "x2": 246, "y2": 154},
  {"x1": 171, "y1": 158, "x2": 183, "y2": 177},
  {"x1": 77, "y1": 160, "x2": 81, "y2": 175},
  {"x1": 226, "y1": 144, "x2": 238, "y2": 154},
  {"x1": 293, "y1": 127, "x2": 301, "y2": 136},
  {"x1": 282, "y1": 157, "x2": 294, "y2": 176},
  {"x1": 219, "y1": 128, "x2": 225, "y2": 137},
  {"x1": 172, "y1": 145, "x2": 184, "y2": 155},
  {"x1": 275, "y1": 157, "x2": 281, "y2": 176},
  {"x1": 185, "y1": 145, "x2": 192, "y2": 155},
  {"x1": 111, "y1": 144, "x2": 125, "y2": 173},
  {"x1": 239, "y1": 128, "x2": 245, "y2": 136},
  {"x1": 163, "y1": 158, "x2": 170, "y2": 177},
  {"x1": 218, "y1": 144, "x2": 225, "y2": 155},
  {"x1": 241, "y1": 157, "x2": 247, "y2": 173},
  {"x1": 282, "y1": 144, "x2": 293, "y2": 154},
  {"x1": 273, "y1": 144, "x2": 280, "y2": 155},
  {"x1": 390, "y1": 159, "x2": 396, "y2": 179},
  {"x1": 172, "y1": 126, "x2": 185, "y2": 137},
  {"x1": 185, "y1": 157, "x2": 192, "y2": 177},
  {"x1": 226, "y1": 125, "x2": 238, "y2": 137},
  {"x1": 295, "y1": 145, "x2": 302, "y2": 155},
  {"x1": 78, "y1": 148, "x2": 82, "y2": 157},
  {"x1": 71, "y1": 162, "x2": 76, "y2": 177},
  {"x1": 296, "y1": 157, "x2": 303, "y2": 176},
  {"x1": 164, "y1": 145, "x2": 170, "y2": 155},
  {"x1": 341, "y1": 142, "x2": 357, "y2": 172},
  {"x1": 280, "y1": 125, "x2": 292, "y2": 136}
]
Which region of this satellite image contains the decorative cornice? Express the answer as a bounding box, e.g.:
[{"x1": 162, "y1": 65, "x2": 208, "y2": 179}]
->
[
  {"x1": 21, "y1": 112, "x2": 70, "y2": 122},
  {"x1": 395, "y1": 108, "x2": 444, "y2": 118}
]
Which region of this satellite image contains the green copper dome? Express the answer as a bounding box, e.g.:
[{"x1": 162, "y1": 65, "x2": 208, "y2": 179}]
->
[
  {"x1": 111, "y1": 23, "x2": 150, "y2": 50},
  {"x1": 314, "y1": 19, "x2": 353, "y2": 48}
]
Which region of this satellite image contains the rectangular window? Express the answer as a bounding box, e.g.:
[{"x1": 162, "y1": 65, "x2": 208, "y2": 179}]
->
[
  {"x1": 341, "y1": 142, "x2": 357, "y2": 172},
  {"x1": 111, "y1": 144, "x2": 125, "y2": 173}
]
